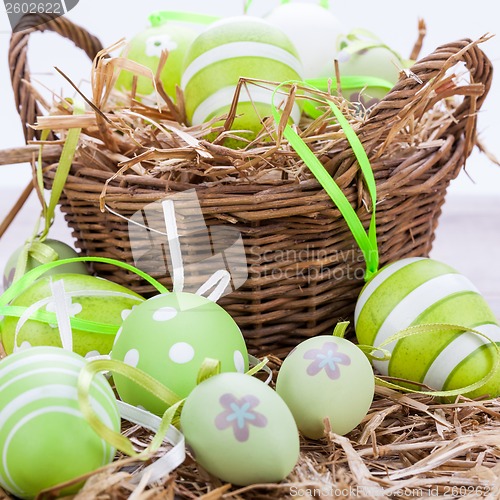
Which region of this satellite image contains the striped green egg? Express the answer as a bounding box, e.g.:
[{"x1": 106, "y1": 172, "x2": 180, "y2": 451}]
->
[
  {"x1": 182, "y1": 16, "x2": 303, "y2": 144},
  {"x1": 0, "y1": 346, "x2": 120, "y2": 499},
  {"x1": 355, "y1": 258, "x2": 500, "y2": 398}
]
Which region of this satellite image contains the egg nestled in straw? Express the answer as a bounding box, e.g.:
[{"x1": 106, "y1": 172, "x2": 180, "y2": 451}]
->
[
  {"x1": 0, "y1": 346, "x2": 120, "y2": 499},
  {"x1": 182, "y1": 16, "x2": 303, "y2": 144},
  {"x1": 180, "y1": 372, "x2": 300, "y2": 485},
  {"x1": 276, "y1": 333, "x2": 374, "y2": 439},
  {"x1": 355, "y1": 257, "x2": 500, "y2": 398}
]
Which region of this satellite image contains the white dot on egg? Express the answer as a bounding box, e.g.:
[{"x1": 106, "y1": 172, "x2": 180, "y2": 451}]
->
[
  {"x1": 124, "y1": 349, "x2": 140, "y2": 368},
  {"x1": 169, "y1": 342, "x2": 195, "y2": 364},
  {"x1": 85, "y1": 350, "x2": 101, "y2": 359},
  {"x1": 18, "y1": 341, "x2": 32, "y2": 351},
  {"x1": 153, "y1": 307, "x2": 178, "y2": 322},
  {"x1": 121, "y1": 309, "x2": 132, "y2": 321},
  {"x1": 233, "y1": 350, "x2": 245, "y2": 373}
]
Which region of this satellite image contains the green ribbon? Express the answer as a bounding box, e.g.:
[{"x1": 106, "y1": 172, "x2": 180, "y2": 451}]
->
[
  {"x1": 338, "y1": 28, "x2": 404, "y2": 63},
  {"x1": 272, "y1": 82, "x2": 379, "y2": 280},
  {"x1": 149, "y1": 10, "x2": 219, "y2": 28},
  {"x1": 11, "y1": 101, "x2": 84, "y2": 284},
  {"x1": 0, "y1": 257, "x2": 168, "y2": 336},
  {"x1": 78, "y1": 358, "x2": 185, "y2": 457}
]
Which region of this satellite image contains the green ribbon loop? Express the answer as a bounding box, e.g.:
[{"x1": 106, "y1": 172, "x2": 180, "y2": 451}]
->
[
  {"x1": 271, "y1": 81, "x2": 379, "y2": 280},
  {"x1": 149, "y1": 10, "x2": 219, "y2": 28},
  {"x1": 332, "y1": 321, "x2": 350, "y2": 339},
  {"x1": 77, "y1": 359, "x2": 184, "y2": 457},
  {"x1": 196, "y1": 358, "x2": 221, "y2": 385},
  {"x1": 373, "y1": 323, "x2": 500, "y2": 398}
]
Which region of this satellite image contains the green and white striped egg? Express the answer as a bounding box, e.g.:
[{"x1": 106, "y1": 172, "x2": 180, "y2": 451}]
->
[
  {"x1": 0, "y1": 346, "x2": 120, "y2": 499},
  {"x1": 355, "y1": 257, "x2": 500, "y2": 398},
  {"x1": 182, "y1": 16, "x2": 303, "y2": 143}
]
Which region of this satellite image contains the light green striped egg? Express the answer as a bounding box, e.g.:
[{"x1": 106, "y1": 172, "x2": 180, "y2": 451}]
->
[
  {"x1": 355, "y1": 257, "x2": 500, "y2": 398},
  {"x1": 0, "y1": 346, "x2": 120, "y2": 499},
  {"x1": 182, "y1": 16, "x2": 303, "y2": 144}
]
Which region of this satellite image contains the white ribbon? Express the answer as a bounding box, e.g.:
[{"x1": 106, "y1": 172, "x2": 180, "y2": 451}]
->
[
  {"x1": 195, "y1": 269, "x2": 231, "y2": 302},
  {"x1": 162, "y1": 199, "x2": 185, "y2": 293},
  {"x1": 117, "y1": 401, "x2": 186, "y2": 486},
  {"x1": 49, "y1": 279, "x2": 74, "y2": 352},
  {"x1": 13, "y1": 285, "x2": 142, "y2": 352}
]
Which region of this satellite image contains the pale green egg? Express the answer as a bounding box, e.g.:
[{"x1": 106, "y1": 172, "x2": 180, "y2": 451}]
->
[
  {"x1": 181, "y1": 372, "x2": 299, "y2": 485},
  {"x1": 3, "y1": 239, "x2": 88, "y2": 290},
  {"x1": 276, "y1": 335, "x2": 374, "y2": 439}
]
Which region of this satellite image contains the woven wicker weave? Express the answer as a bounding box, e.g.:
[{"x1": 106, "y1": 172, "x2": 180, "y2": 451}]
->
[{"x1": 9, "y1": 14, "x2": 493, "y2": 357}]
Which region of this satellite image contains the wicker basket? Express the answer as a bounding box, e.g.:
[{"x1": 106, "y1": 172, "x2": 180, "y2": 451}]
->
[{"x1": 9, "y1": 14, "x2": 493, "y2": 357}]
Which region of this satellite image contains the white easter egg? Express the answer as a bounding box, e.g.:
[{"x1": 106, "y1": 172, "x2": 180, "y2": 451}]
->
[{"x1": 266, "y1": 3, "x2": 342, "y2": 78}]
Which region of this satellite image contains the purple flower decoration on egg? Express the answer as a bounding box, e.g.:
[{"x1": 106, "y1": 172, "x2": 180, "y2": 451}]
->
[
  {"x1": 304, "y1": 341, "x2": 351, "y2": 380},
  {"x1": 215, "y1": 394, "x2": 267, "y2": 442}
]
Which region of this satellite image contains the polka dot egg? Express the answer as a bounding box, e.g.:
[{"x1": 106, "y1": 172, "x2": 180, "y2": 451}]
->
[
  {"x1": 0, "y1": 346, "x2": 120, "y2": 499},
  {"x1": 111, "y1": 292, "x2": 249, "y2": 414},
  {"x1": 276, "y1": 335, "x2": 374, "y2": 439},
  {"x1": 355, "y1": 257, "x2": 500, "y2": 398},
  {"x1": 182, "y1": 16, "x2": 303, "y2": 143}
]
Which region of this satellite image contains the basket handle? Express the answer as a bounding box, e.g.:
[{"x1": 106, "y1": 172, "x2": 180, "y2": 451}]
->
[
  {"x1": 365, "y1": 37, "x2": 493, "y2": 146},
  {"x1": 9, "y1": 14, "x2": 104, "y2": 143}
]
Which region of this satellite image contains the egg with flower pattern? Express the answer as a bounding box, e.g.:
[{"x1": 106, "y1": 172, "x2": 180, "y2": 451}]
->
[
  {"x1": 276, "y1": 335, "x2": 374, "y2": 439},
  {"x1": 180, "y1": 372, "x2": 299, "y2": 485},
  {"x1": 111, "y1": 292, "x2": 249, "y2": 415}
]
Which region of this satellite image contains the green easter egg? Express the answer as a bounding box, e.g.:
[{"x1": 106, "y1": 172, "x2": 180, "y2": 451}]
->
[
  {"x1": 355, "y1": 257, "x2": 500, "y2": 398},
  {"x1": 336, "y1": 45, "x2": 402, "y2": 104},
  {"x1": 0, "y1": 346, "x2": 119, "y2": 499},
  {"x1": 116, "y1": 22, "x2": 197, "y2": 101},
  {"x1": 111, "y1": 292, "x2": 249, "y2": 414},
  {"x1": 3, "y1": 239, "x2": 88, "y2": 290},
  {"x1": 1, "y1": 274, "x2": 144, "y2": 358},
  {"x1": 182, "y1": 16, "x2": 303, "y2": 144},
  {"x1": 181, "y1": 372, "x2": 299, "y2": 485},
  {"x1": 276, "y1": 335, "x2": 374, "y2": 439}
]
